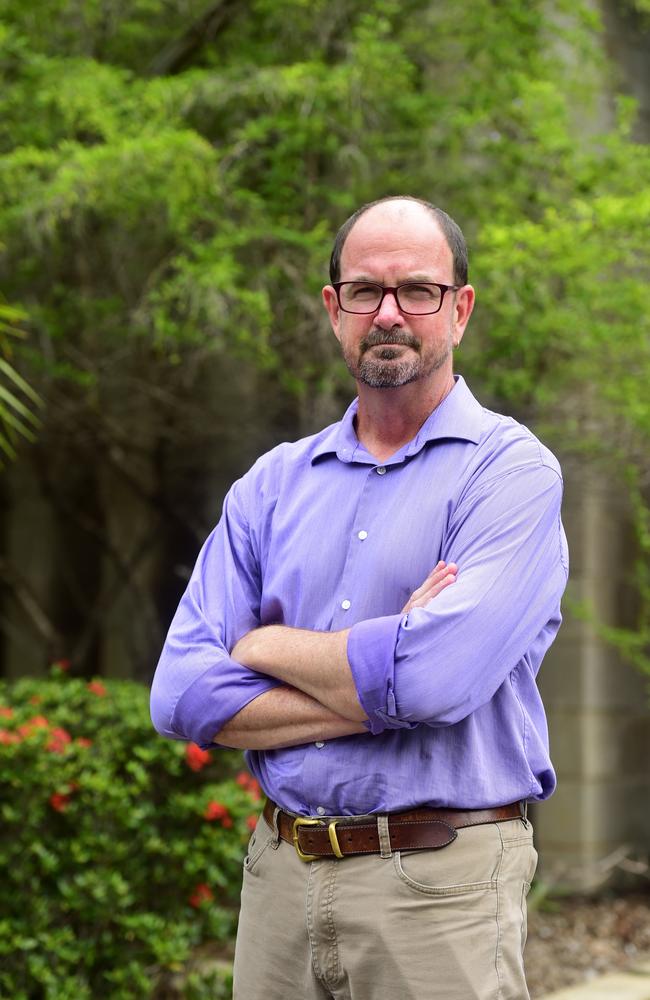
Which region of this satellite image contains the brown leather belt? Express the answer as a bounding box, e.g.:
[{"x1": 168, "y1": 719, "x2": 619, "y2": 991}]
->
[{"x1": 263, "y1": 798, "x2": 524, "y2": 862}]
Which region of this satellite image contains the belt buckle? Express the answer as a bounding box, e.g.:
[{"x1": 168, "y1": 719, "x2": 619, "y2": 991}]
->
[
  {"x1": 292, "y1": 817, "x2": 346, "y2": 862},
  {"x1": 292, "y1": 817, "x2": 322, "y2": 862}
]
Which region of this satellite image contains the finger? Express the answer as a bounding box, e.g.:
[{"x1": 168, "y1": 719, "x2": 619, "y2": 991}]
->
[
  {"x1": 402, "y1": 562, "x2": 457, "y2": 612},
  {"x1": 418, "y1": 569, "x2": 457, "y2": 600},
  {"x1": 425, "y1": 571, "x2": 457, "y2": 601},
  {"x1": 422, "y1": 561, "x2": 457, "y2": 586},
  {"x1": 409, "y1": 562, "x2": 457, "y2": 604},
  {"x1": 408, "y1": 571, "x2": 457, "y2": 610},
  {"x1": 408, "y1": 561, "x2": 448, "y2": 602}
]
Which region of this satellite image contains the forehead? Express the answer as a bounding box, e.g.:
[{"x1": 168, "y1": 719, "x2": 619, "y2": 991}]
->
[{"x1": 340, "y1": 201, "x2": 453, "y2": 279}]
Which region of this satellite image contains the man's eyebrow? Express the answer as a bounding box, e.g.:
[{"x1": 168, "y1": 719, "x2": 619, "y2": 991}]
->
[{"x1": 345, "y1": 273, "x2": 439, "y2": 283}]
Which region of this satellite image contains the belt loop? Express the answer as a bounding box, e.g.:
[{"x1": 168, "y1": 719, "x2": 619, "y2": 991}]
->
[
  {"x1": 520, "y1": 800, "x2": 529, "y2": 829},
  {"x1": 271, "y1": 805, "x2": 281, "y2": 848},
  {"x1": 377, "y1": 814, "x2": 392, "y2": 859}
]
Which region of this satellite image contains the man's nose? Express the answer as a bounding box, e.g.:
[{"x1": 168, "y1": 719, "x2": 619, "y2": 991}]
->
[{"x1": 374, "y1": 289, "x2": 404, "y2": 328}]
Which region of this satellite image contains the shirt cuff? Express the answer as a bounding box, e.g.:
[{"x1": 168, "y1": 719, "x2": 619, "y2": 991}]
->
[
  {"x1": 170, "y1": 661, "x2": 281, "y2": 747},
  {"x1": 347, "y1": 614, "x2": 416, "y2": 735}
]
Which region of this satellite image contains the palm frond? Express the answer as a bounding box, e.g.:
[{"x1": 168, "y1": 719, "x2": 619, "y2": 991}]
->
[{"x1": 0, "y1": 302, "x2": 42, "y2": 463}]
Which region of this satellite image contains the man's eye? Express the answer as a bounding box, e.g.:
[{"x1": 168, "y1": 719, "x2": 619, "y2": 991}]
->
[
  {"x1": 350, "y1": 284, "x2": 379, "y2": 298},
  {"x1": 402, "y1": 284, "x2": 438, "y2": 300}
]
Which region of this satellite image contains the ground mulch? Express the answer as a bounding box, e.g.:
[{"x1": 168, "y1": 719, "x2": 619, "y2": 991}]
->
[{"x1": 525, "y1": 891, "x2": 650, "y2": 998}]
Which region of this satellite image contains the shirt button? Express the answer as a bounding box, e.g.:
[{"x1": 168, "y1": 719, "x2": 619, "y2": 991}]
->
[
  {"x1": 315, "y1": 741, "x2": 325, "y2": 748},
  {"x1": 357, "y1": 530, "x2": 368, "y2": 540},
  {"x1": 316, "y1": 806, "x2": 326, "y2": 816},
  {"x1": 341, "y1": 599, "x2": 351, "y2": 610},
  {"x1": 376, "y1": 466, "x2": 387, "y2": 475}
]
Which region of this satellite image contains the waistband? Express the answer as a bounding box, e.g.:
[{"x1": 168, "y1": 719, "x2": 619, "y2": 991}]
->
[{"x1": 263, "y1": 798, "x2": 526, "y2": 862}]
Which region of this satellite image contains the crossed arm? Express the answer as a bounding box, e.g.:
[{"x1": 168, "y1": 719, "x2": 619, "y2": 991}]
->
[{"x1": 215, "y1": 561, "x2": 457, "y2": 750}]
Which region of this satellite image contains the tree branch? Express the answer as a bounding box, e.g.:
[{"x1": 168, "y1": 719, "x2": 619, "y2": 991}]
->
[
  {"x1": 147, "y1": 0, "x2": 241, "y2": 77},
  {"x1": 0, "y1": 555, "x2": 62, "y2": 647}
]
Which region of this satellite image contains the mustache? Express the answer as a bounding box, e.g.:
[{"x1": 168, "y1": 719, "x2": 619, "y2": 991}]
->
[{"x1": 360, "y1": 328, "x2": 420, "y2": 354}]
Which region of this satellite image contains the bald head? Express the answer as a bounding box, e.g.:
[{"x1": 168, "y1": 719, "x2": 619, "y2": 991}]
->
[{"x1": 329, "y1": 196, "x2": 468, "y2": 286}]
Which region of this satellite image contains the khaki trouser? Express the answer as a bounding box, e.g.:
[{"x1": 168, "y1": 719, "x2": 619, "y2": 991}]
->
[{"x1": 233, "y1": 811, "x2": 538, "y2": 1000}]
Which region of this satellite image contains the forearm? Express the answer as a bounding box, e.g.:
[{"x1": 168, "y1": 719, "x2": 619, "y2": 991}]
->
[
  {"x1": 232, "y1": 626, "x2": 367, "y2": 722},
  {"x1": 214, "y1": 685, "x2": 367, "y2": 750}
]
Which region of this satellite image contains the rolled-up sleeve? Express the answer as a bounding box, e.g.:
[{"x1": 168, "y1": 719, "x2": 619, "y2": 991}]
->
[
  {"x1": 149, "y1": 480, "x2": 280, "y2": 749},
  {"x1": 348, "y1": 462, "x2": 568, "y2": 734}
]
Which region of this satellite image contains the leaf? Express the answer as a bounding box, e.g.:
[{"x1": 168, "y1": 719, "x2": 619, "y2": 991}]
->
[
  {"x1": 0, "y1": 383, "x2": 40, "y2": 423},
  {"x1": 0, "y1": 358, "x2": 43, "y2": 405}
]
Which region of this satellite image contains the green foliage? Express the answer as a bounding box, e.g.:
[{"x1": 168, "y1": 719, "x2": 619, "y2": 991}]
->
[
  {"x1": 0, "y1": 667, "x2": 259, "y2": 998},
  {"x1": 628, "y1": 0, "x2": 650, "y2": 17},
  {"x1": 472, "y1": 133, "x2": 650, "y2": 419},
  {"x1": 0, "y1": 0, "x2": 609, "y2": 394}
]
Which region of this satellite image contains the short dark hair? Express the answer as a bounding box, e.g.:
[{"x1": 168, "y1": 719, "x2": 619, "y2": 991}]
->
[{"x1": 328, "y1": 196, "x2": 468, "y2": 286}]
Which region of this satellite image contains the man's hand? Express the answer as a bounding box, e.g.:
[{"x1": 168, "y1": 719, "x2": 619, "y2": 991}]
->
[{"x1": 401, "y1": 560, "x2": 457, "y2": 613}]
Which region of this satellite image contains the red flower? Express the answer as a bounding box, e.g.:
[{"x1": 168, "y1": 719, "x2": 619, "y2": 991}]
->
[
  {"x1": 221, "y1": 815, "x2": 233, "y2": 828},
  {"x1": 87, "y1": 680, "x2": 107, "y2": 697},
  {"x1": 0, "y1": 706, "x2": 14, "y2": 719},
  {"x1": 0, "y1": 729, "x2": 19, "y2": 745},
  {"x1": 29, "y1": 695, "x2": 43, "y2": 705},
  {"x1": 203, "y1": 800, "x2": 229, "y2": 822},
  {"x1": 189, "y1": 883, "x2": 213, "y2": 908},
  {"x1": 185, "y1": 743, "x2": 211, "y2": 772},
  {"x1": 17, "y1": 715, "x2": 50, "y2": 739},
  {"x1": 49, "y1": 792, "x2": 71, "y2": 812},
  {"x1": 29, "y1": 715, "x2": 49, "y2": 728},
  {"x1": 246, "y1": 814, "x2": 258, "y2": 831},
  {"x1": 46, "y1": 727, "x2": 72, "y2": 753},
  {"x1": 53, "y1": 659, "x2": 71, "y2": 672},
  {"x1": 76, "y1": 737, "x2": 93, "y2": 748},
  {"x1": 235, "y1": 770, "x2": 262, "y2": 800}
]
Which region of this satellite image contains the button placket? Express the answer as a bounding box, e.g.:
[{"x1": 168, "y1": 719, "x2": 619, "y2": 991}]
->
[{"x1": 330, "y1": 463, "x2": 396, "y2": 629}]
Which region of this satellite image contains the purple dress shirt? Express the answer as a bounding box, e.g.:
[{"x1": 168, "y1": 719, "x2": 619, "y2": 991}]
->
[{"x1": 150, "y1": 376, "x2": 569, "y2": 815}]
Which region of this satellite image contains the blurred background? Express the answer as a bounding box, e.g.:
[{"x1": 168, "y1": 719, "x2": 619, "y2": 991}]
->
[{"x1": 0, "y1": 0, "x2": 649, "y2": 997}]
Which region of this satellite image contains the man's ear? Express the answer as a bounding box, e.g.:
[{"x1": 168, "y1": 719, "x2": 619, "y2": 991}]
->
[
  {"x1": 322, "y1": 285, "x2": 342, "y2": 342},
  {"x1": 452, "y1": 284, "x2": 475, "y2": 349}
]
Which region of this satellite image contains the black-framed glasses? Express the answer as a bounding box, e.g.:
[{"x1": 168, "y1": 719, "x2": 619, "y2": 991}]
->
[{"x1": 333, "y1": 281, "x2": 460, "y2": 315}]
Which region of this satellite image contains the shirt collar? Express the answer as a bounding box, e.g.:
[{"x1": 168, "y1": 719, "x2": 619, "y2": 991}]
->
[{"x1": 311, "y1": 375, "x2": 483, "y2": 465}]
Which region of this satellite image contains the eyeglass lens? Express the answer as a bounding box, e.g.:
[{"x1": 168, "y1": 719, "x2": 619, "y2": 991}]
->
[{"x1": 338, "y1": 282, "x2": 444, "y2": 314}]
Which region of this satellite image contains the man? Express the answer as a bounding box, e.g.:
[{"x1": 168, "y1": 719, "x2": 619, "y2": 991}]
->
[{"x1": 150, "y1": 196, "x2": 569, "y2": 1000}]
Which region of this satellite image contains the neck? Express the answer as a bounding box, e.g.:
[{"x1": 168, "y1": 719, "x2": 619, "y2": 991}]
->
[{"x1": 354, "y1": 370, "x2": 456, "y2": 463}]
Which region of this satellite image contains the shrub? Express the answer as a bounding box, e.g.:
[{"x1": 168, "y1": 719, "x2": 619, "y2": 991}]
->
[{"x1": 0, "y1": 665, "x2": 261, "y2": 999}]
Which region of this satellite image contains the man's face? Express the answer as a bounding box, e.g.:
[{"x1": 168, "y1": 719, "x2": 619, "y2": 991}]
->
[{"x1": 322, "y1": 202, "x2": 474, "y2": 390}]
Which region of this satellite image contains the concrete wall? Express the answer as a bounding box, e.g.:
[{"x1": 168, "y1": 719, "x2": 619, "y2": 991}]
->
[
  {"x1": 534, "y1": 470, "x2": 650, "y2": 890},
  {"x1": 528, "y1": 0, "x2": 650, "y2": 890}
]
